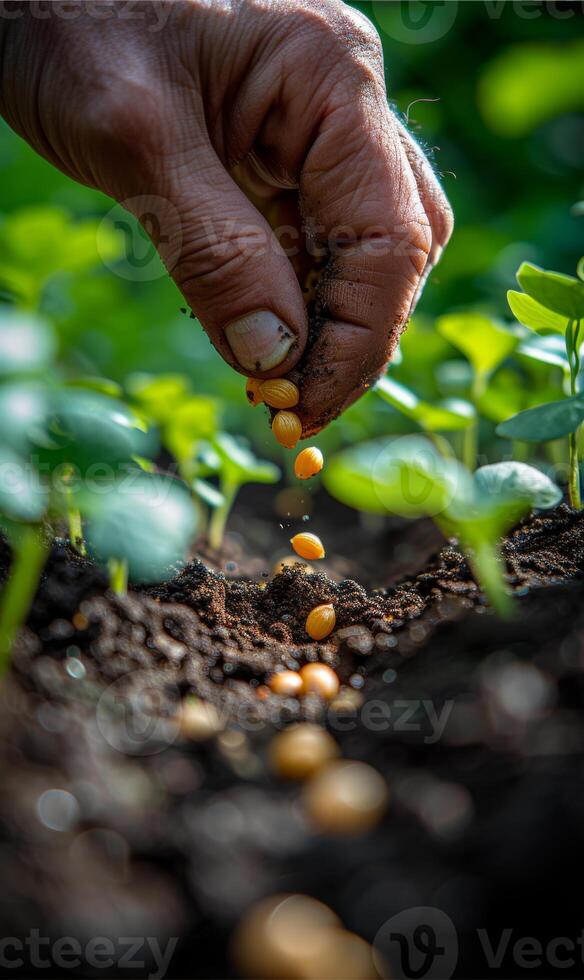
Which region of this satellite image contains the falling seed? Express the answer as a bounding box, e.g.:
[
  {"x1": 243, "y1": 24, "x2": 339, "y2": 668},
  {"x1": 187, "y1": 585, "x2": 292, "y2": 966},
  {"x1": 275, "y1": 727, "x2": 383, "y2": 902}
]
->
[
  {"x1": 268, "y1": 670, "x2": 304, "y2": 698},
  {"x1": 305, "y1": 604, "x2": 336, "y2": 642},
  {"x1": 299, "y1": 661, "x2": 339, "y2": 699},
  {"x1": 269, "y1": 723, "x2": 339, "y2": 779},
  {"x1": 259, "y1": 379, "x2": 299, "y2": 409},
  {"x1": 272, "y1": 411, "x2": 302, "y2": 448},
  {"x1": 246, "y1": 378, "x2": 263, "y2": 406},
  {"x1": 290, "y1": 532, "x2": 325, "y2": 561},
  {"x1": 304, "y1": 760, "x2": 388, "y2": 836},
  {"x1": 294, "y1": 446, "x2": 324, "y2": 480}
]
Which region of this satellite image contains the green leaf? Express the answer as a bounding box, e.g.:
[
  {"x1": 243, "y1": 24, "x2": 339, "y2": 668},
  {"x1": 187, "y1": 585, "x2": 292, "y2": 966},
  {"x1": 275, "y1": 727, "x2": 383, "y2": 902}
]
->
[
  {"x1": 65, "y1": 376, "x2": 124, "y2": 398},
  {"x1": 0, "y1": 206, "x2": 124, "y2": 289},
  {"x1": 517, "y1": 334, "x2": 570, "y2": 370},
  {"x1": 0, "y1": 381, "x2": 48, "y2": 453},
  {"x1": 31, "y1": 389, "x2": 158, "y2": 475},
  {"x1": 436, "y1": 313, "x2": 518, "y2": 380},
  {"x1": 375, "y1": 376, "x2": 475, "y2": 431},
  {"x1": 474, "y1": 462, "x2": 562, "y2": 511},
  {"x1": 84, "y1": 474, "x2": 197, "y2": 583},
  {"x1": 508, "y1": 290, "x2": 568, "y2": 335},
  {"x1": 192, "y1": 479, "x2": 225, "y2": 509},
  {"x1": 323, "y1": 436, "x2": 473, "y2": 519},
  {"x1": 516, "y1": 263, "x2": 584, "y2": 321},
  {"x1": 211, "y1": 433, "x2": 280, "y2": 486},
  {"x1": 496, "y1": 395, "x2": 584, "y2": 442},
  {"x1": 0, "y1": 309, "x2": 56, "y2": 376},
  {"x1": 126, "y1": 373, "x2": 192, "y2": 423},
  {"x1": 0, "y1": 443, "x2": 47, "y2": 522}
]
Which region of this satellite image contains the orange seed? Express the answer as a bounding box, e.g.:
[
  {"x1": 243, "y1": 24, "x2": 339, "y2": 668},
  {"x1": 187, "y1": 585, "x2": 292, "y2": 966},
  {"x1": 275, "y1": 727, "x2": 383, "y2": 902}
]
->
[
  {"x1": 290, "y1": 532, "x2": 325, "y2": 561},
  {"x1": 294, "y1": 447, "x2": 323, "y2": 480},
  {"x1": 299, "y1": 661, "x2": 339, "y2": 699},
  {"x1": 259, "y1": 379, "x2": 299, "y2": 409},
  {"x1": 272, "y1": 411, "x2": 302, "y2": 449},
  {"x1": 305, "y1": 604, "x2": 336, "y2": 642},
  {"x1": 268, "y1": 670, "x2": 304, "y2": 698},
  {"x1": 269, "y1": 723, "x2": 339, "y2": 779},
  {"x1": 245, "y1": 378, "x2": 263, "y2": 406}
]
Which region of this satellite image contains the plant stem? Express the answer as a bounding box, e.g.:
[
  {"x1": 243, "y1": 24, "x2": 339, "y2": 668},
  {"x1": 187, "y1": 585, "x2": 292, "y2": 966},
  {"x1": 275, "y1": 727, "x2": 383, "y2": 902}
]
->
[
  {"x1": 462, "y1": 422, "x2": 478, "y2": 471},
  {"x1": 0, "y1": 526, "x2": 49, "y2": 671},
  {"x1": 569, "y1": 432, "x2": 582, "y2": 509},
  {"x1": 68, "y1": 508, "x2": 86, "y2": 556},
  {"x1": 468, "y1": 539, "x2": 513, "y2": 619},
  {"x1": 566, "y1": 319, "x2": 582, "y2": 509},
  {"x1": 208, "y1": 480, "x2": 238, "y2": 552},
  {"x1": 108, "y1": 557, "x2": 128, "y2": 596}
]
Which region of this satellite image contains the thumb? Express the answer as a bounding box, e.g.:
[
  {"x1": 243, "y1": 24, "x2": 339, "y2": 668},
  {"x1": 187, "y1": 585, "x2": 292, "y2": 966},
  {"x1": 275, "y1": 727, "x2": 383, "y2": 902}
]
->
[{"x1": 135, "y1": 147, "x2": 308, "y2": 379}]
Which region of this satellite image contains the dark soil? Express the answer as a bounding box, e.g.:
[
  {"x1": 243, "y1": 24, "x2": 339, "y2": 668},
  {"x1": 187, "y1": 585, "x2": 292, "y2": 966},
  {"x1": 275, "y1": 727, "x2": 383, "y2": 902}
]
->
[{"x1": 1, "y1": 502, "x2": 584, "y2": 979}]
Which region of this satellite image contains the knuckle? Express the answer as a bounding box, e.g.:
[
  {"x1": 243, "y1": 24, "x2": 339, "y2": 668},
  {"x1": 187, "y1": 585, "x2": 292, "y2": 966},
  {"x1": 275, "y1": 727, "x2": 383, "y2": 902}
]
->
[{"x1": 176, "y1": 224, "x2": 267, "y2": 296}]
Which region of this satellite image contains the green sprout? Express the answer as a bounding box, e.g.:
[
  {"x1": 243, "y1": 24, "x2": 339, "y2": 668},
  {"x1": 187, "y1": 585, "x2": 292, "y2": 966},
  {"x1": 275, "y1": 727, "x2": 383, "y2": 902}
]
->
[
  {"x1": 0, "y1": 315, "x2": 199, "y2": 666},
  {"x1": 499, "y1": 261, "x2": 584, "y2": 508},
  {"x1": 436, "y1": 312, "x2": 520, "y2": 468},
  {"x1": 205, "y1": 433, "x2": 280, "y2": 550},
  {"x1": 323, "y1": 436, "x2": 561, "y2": 617}
]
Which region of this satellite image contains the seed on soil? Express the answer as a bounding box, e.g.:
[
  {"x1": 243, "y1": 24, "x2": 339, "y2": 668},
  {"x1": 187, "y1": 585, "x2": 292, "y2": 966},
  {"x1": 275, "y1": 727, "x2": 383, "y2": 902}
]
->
[
  {"x1": 294, "y1": 446, "x2": 324, "y2": 480},
  {"x1": 305, "y1": 604, "x2": 336, "y2": 641},
  {"x1": 245, "y1": 378, "x2": 263, "y2": 406},
  {"x1": 290, "y1": 532, "x2": 325, "y2": 560},
  {"x1": 269, "y1": 723, "x2": 339, "y2": 779},
  {"x1": 259, "y1": 379, "x2": 299, "y2": 409},
  {"x1": 303, "y1": 760, "x2": 388, "y2": 836},
  {"x1": 268, "y1": 670, "x2": 304, "y2": 698},
  {"x1": 272, "y1": 411, "x2": 302, "y2": 448},
  {"x1": 299, "y1": 661, "x2": 339, "y2": 699},
  {"x1": 179, "y1": 699, "x2": 223, "y2": 741}
]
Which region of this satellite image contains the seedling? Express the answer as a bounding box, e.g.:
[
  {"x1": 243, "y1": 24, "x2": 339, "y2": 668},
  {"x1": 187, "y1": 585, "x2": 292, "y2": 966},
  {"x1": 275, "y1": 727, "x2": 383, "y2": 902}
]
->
[
  {"x1": 0, "y1": 317, "x2": 199, "y2": 666},
  {"x1": 206, "y1": 433, "x2": 279, "y2": 549},
  {"x1": 127, "y1": 373, "x2": 279, "y2": 546},
  {"x1": 324, "y1": 436, "x2": 561, "y2": 616},
  {"x1": 435, "y1": 313, "x2": 520, "y2": 468},
  {"x1": 499, "y1": 261, "x2": 584, "y2": 507}
]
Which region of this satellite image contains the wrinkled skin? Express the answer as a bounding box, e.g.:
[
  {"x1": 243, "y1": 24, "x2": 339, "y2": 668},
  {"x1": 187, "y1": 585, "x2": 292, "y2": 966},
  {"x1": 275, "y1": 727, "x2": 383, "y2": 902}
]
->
[{"x1": 0, "y1": 0, "x2": 453, "y2": 435}]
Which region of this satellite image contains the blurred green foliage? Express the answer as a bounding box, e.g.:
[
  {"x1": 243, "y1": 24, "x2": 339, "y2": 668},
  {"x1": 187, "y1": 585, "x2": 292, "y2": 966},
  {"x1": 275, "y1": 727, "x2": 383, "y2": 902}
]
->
[{"x1": 0, "y1": 1, "x2": 582, "y2": 466}]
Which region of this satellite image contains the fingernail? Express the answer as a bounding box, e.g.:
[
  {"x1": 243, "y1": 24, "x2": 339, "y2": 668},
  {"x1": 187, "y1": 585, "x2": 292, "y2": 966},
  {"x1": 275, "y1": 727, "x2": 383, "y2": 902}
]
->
[{"x1": 225, "y1": 311, "x2": 295, "y2": 372}]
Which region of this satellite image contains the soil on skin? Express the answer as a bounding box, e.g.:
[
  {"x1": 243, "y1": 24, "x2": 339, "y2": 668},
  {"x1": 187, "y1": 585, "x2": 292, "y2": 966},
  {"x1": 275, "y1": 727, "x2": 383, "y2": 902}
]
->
[{"x1": 1, "y1": 503, "x2": 584, "y2": 978}]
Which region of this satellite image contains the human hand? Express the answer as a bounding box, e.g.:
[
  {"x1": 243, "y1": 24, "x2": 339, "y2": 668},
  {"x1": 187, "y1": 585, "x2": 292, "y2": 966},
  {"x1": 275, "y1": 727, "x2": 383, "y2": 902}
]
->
[{"x1": 0, "y1": 0, "x2": 452, "y2": 436}]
